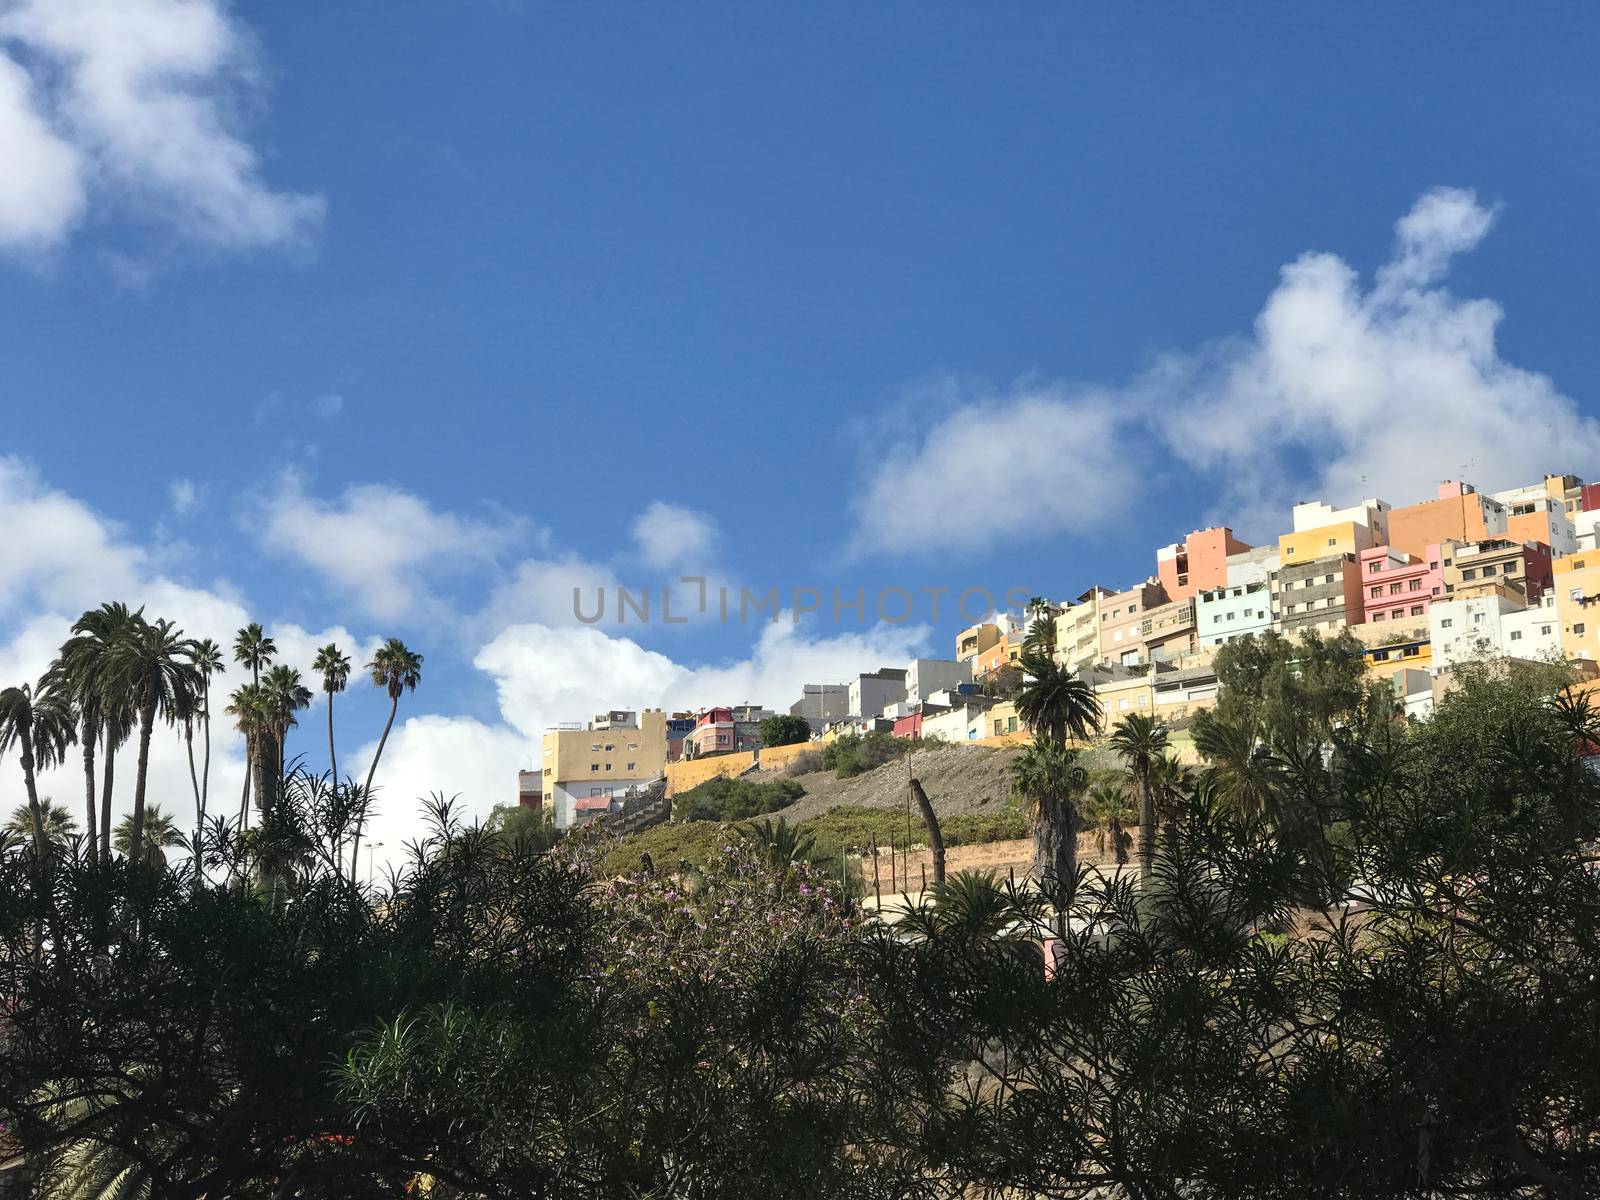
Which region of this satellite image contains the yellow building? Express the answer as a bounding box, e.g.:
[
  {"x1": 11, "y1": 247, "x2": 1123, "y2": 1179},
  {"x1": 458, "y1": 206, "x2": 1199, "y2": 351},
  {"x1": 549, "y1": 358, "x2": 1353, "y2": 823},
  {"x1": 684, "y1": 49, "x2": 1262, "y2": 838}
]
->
[
  {"x1": 955, "y1": 621, "x2": 1002, "y2": 662},
  {"x1": 1349, "y1": 617, "x2": 1433, "y2": 681},
  {"x1": 1553, "y1": 552, "x2": 1600, "y2": 663},
  {"x1": 1278, "y1": 520, "x2": 1379, "y2": 567},
  {"x1": 541, "y1": 709, "x2": 669, "y2": 829}
]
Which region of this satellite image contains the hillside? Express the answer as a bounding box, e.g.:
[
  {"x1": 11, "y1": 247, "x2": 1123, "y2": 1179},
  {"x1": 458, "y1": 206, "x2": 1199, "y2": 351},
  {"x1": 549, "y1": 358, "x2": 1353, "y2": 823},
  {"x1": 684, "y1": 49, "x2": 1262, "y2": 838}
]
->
[{"x1": 758, "y1": 743, "x2": 1023, "y2": 822}]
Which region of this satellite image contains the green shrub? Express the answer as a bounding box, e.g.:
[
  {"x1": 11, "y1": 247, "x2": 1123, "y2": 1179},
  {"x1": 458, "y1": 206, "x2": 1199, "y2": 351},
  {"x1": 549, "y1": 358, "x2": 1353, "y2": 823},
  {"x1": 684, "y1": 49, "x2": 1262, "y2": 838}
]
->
[
  {"x1": 822, "y1": 731, "x2": 911, "y2": 778},
  {"x1": 671, "y1": 774, "x2": 805, "y2": 823}
]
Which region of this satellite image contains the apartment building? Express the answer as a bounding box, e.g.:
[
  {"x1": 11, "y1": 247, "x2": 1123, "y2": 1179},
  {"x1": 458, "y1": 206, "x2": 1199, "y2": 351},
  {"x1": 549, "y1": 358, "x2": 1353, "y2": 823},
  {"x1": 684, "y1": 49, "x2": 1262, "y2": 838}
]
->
[
  {"x1": 1358, "y1": 543, "x2": 1444, "y2": 626},
  {"x1": 1140, "y1": 597, "x2": 1198, "y2": 663},
  {"x1": 848, "y1": 668, "x2": 909, "y2": 719},
  {"x1": 683, "y1": 704, "x2": 776, "y2": 759},
  {"x1": 1097, "y1": 579, "x2": 1168, "y2": 666},
  {"x1": 1056, "y1": 586, "x2": 1112, "y2": 671},
  {"x1": 1195, "y1": 580, "x2": 1273, "y2": 647},
  {"x1": 1350, "y1": 618, "x2": 1432, "y2": 681},
  {"x1": 790, "y1": 684, "x2": 850, "y2": 731},
  {"x1": 1505, "y1": 497, "x2": 1578, "y2": 556},
  {"x1": 541, "y1": 709, "x2": 670, "y2": 829},
  {"x1": 954, "y1": 621, "x2": 1001, "y2": 663},
  {"x1": 1430, "y1": 594, "x2": 1562, "y2": 672},
  {"x1": 1492, "y1": 473, "x2": 1587, "y2": 521},
  {"x1": 517, "y1": 769, "x2": 540, "y2": 810},
  {"x1": 1440, "y1": 538, "x2": 1553, "y2": 605},
  {"x1": 1156, "y1": 526, "x2": 1251, "y2": 602},
  {"x1": 1279, "y1": 497, "x2": 1391, "y2": 566},
  {"x1": 1388, "y1": 481, "x2": 1507, "y2": 560},
  {"x1": 1554, "y1": 552, "x2": 1600, "y2": 662},
  {"x1": 1274, "y1": 552, "x2": 1365, "y2": 634},
  {"x1": 905, "y1": 657, "x2": 974, "y2": 705}
]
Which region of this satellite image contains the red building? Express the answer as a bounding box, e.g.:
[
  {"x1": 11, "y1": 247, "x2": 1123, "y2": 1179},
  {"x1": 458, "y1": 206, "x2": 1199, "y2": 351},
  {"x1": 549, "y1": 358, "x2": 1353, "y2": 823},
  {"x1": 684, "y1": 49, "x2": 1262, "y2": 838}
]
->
[
  {"x1": 892, "y1": 712, "x2": 923, "y2": 740},
  {"x1": 1358, "y1": 543, "x2": 1445, "y2": 625}
]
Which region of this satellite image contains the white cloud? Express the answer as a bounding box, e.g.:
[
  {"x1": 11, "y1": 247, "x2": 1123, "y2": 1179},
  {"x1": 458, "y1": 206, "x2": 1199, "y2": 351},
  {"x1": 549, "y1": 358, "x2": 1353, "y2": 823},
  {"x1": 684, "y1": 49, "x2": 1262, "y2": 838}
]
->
[
  {"x1": 311, "y1": 394, "x2": 343, "y2": 418},
  {"x1": 631, "y1": 501, "x2": 719, "y2": 570},
  {"x1": 846, "y1": 386, "x2": 1137, "y2": 559},
  {"x1": 255, "y1": 473, "x2": 521, "y2": 623},
  {"x1": 846, "y1": 187, "x2": 1600, "y2": 554},
  {"x1": 1157, "y1": 186, "x2": 1600, "y2": 532},
  {"x1": 0, "y1": 0, "x2": 322, "y2": 254},
  {"x1": 0, "y1": 456, "x2": 145, "y2": 617},
  {"x1": 0, "y1": 50, "x2": 85, "y2": 249},
  {"x1": 168, "y1": 477, "x2": 202, "y2": 517},
  {"x1": 475, "y1": 619, "x2": 930, "y2": 745}
]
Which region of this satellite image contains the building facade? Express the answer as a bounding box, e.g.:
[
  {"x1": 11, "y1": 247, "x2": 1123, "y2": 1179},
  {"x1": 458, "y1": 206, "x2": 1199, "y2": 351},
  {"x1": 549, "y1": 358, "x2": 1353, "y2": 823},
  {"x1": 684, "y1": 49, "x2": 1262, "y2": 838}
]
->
[
  {"x1": 1195, "y1": 579, "x2": 1273, "y2": 647},
  {"x1": 1440, "y1": 538, "x2": 1553, "y2": 605},
  {"x1": 848, "y1": 668, "x2": 908, "y2": 719},
  {"x1": 1554, "y1": 552, "x2": 1600, "y2": 662},
  {"x1": 1274, "y1": 552, "x2": 1365, "y2": 634},
  {"x1": 904, "y1": 657, "x2": 974, "y2": 706},
  {"x1": 1156, "y1": 526, "x2": 1251, "y2": 602},
  {"x1": 1097, "y1": 579, "x2": 1167, "y2": 666},
  {"x1": 1358, "y1": 543, "x2": 1444, "y2": 626},
  {"x1": 541, "y1": 709, "x2": 670, "y2": 829},
  {"x1": 1388, "y1": 481, "x2": 1507, "y2": 561},
  {"x1": 790, "y1": 684, "x2": 850, "y2": 731}
]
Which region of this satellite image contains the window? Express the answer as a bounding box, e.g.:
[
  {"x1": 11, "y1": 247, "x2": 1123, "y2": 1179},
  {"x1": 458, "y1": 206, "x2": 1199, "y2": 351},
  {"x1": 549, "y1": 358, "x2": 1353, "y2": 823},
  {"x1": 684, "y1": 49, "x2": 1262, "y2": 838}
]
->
[
  {"x1": 1429, "y1": 561, "x2": 1439, "y2": 570},
  {"x1": 604, "y1": 763, "x2": 612, "y2": 771},
  {"x1": 1373, "y1": 650, "x2": 1390, "y2": 661},
  {"x1": 626, "y1": 762, "x2": 636, "y2": 771},
  {"x1": 1389, "y1": 582, "x2": 1402, "y2": 595},
  {"x1": 1463, "y1": 569, "x2": 1478, "y2": 580},
  {"x1": 1118, "y1": 698, "x2": 1130, "y2": 710},
  {"x1": 1510, "y1": 630, "x2": 1523, "y2": 642},
  {"x1": 1325, "y1": 574, "x2": 1335, "y2": 584},
  {"x1": 1368, "y1": 561, "x2": 1380, "y2": 574},
  {"x1": 1577, "y1": 623, "x2": 1588, "y2": 636},
  {"x1": 1391, "y1": 609, "x2": 1403, "y2": 620},
  {"x1": 628, "y1": 743, "x2": 639, "y2": 751},
  {"x1": 590, "y1": 763, "x2": 600, "y2": 772},
  {"x1": 604, "y1": 744, "x2": 614, "y2": 751},
  {"x1": 1327, "y1": 537, "x2": 1336, "y2": 546},
  {"x1": 1404, "y1": 646, "x2": 1420, "y2": 658},
  {"x1": 590, "y1": 743, "x2": 601, "y2": 751},
  {"x1": 1481, "y1": 564, "x2": 1496, "y2": 576},
  {"x1": 1213, "y1": 615, "x2": 1221, "y2": 624},
  {"x1": 1410, "y1": 605, "x2": 1424, "y2": 616},
  {"x1": 1373, "y1": 611, "x2": 1386, "y2": 621},
  {"x1": 1370, "y1": 586, "x2": 1382, "y2": 598},
  {"x1": 1408, "y1": 579, "x2": 1421, "y2": 591},
  {"x1": 1473, "y1": 613, "x2": 1485, "y2": 625},
  {"x1": 1286, "y1": 546, "x2": 1296, "y2": 556},
  {"x1": 1541, "y1": 625, "x2": 1553, "y2": 636},
  {"x1": 1441, "y1": 618, "x2": 1454, "y2": 628}
]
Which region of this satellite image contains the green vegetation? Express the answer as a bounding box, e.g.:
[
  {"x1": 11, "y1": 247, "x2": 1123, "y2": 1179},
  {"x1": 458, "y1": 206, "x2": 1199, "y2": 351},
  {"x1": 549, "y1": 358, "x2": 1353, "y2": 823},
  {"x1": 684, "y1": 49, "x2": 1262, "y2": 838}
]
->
[
  {"x1": 820, "y1": 729, "x2": 911, "y2": 777},
  {"x1": 10, "y1": 601, "x2": 1600, "y2": 1197},
  {"x1": 670, "y1": 774, "x2": 804, "y2": 823},
  {"x1": 757, "y1": 713, "x2": 812, "y2": 747}
]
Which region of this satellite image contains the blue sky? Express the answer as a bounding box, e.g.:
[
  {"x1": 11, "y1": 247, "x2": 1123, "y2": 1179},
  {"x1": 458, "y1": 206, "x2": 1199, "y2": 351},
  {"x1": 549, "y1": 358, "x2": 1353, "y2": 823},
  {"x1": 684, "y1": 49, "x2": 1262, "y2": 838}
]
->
[{"x1": 4, "y1": 2, "x2": 1600, "y2": 855}]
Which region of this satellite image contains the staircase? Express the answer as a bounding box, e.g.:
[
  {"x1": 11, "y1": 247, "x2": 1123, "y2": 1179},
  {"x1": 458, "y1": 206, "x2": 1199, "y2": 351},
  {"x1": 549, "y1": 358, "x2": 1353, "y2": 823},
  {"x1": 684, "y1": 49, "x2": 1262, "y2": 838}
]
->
[{"x1": 601, "y1": 778, "x2": 671, "y2": 837}]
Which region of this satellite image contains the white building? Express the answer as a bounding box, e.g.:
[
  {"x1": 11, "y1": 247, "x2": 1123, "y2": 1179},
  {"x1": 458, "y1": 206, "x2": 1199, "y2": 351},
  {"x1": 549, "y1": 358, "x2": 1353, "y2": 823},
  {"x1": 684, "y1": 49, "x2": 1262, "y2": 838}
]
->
[
  {"x1": 904, "y1": 657, "x2": 973, "y2": 706},
  {"x1": 847, "y1": 668, "x2": 908, "y2": 719},
  {"x1": 1290, "y1": 497, "x2": 1391, "y2": 537},
  {"x1": 1429, "y1": 594, "x2": 1562, "y2": 672}
]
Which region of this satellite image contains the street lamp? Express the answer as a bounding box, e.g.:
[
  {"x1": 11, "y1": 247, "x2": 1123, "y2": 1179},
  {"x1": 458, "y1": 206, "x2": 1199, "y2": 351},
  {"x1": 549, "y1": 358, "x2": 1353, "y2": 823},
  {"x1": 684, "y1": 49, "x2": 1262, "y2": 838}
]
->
[{"x1": 367, "y1": 842, "x2": 384, "y2": 889}]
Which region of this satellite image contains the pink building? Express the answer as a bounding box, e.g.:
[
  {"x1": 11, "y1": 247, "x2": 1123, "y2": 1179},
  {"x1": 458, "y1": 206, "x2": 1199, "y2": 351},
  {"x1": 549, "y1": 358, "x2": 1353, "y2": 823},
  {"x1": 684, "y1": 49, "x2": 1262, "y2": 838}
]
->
[
  {"x1": 1156, "y1": 526, "x2": 1252, "y2": 602},
  {"x1": 1359, "y1": 543, "x2": 1445, "y2": 625}
]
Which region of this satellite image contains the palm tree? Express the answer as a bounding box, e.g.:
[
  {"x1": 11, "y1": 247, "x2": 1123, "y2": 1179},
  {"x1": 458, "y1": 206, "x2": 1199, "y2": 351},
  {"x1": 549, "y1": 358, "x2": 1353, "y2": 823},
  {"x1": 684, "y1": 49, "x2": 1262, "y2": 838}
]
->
[
  {"x1": 59, "y1": 602, "x2": 140, "y2": 861},
  {"x1": 231, "y1": 624, "x2": 275, "y2": 823},
  {"x1": 351, "y1": 639, "x2": 422, "y2": 879},
  {"x1": 262, "y1": 664, "x2": 312, "y2": 812},
  {"x1": 1016, "y1": 651, "x2": 1102, "y2": 747},
  {"x1": 312, "y1": 643, "x2": 352, "y2": 784},
  {"x1": 105, "y1": 617, "x2": 199, "y2": 863},
  {"x1": 187, "y1": 639, "x2": 225, "y2": 882},
  {"x1": 1193, "y1": 713, "x2": 1283, "y2": 822},
  {"x1": 739, "y1": 815, "x2": 816, "y2": 872},
  {"x1": 112, "y1": 803, "x2": 184, "y2": 868},
  {"x1": 1022, "y1": 614, "x2": 1058, "y2": 658},
  {"x1": 1008, "y1": 734, "x2": 1088, "y2": 938},
  {"x1": 0, "y1": 678, "x2": 78, "y2": 857},
  {"x1": 1107, "y1": 712, "x2": 1170, "y2": 890},
  {"x1": 4, "y1": 798, "x2": 78, "y2": 854},
  {"x1": 226, "y1": 683, "x2": 273, "y2": 835},
  {"x1": 1084, "y1": 781, "x2": 1135, "y2": 866}
]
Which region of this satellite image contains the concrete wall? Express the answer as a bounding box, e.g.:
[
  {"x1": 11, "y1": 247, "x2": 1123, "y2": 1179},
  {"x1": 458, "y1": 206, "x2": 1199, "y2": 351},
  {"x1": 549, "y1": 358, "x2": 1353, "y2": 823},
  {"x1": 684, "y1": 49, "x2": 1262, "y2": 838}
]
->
[{"x1": 1389, "y1": 482, "x2": 1507, "y2": 561}]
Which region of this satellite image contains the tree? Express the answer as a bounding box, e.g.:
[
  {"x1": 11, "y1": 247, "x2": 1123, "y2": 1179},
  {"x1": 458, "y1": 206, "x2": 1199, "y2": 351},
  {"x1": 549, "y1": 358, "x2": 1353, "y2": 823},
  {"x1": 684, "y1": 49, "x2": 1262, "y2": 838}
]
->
[
  {"x1": 1192, "y1": 711, "x2": 1283, "y2": 821},
  {"x1": 4, "y1": 799, "x2": 77, "y2": 855},
  {"x1": 909, "y1": 777, "x2": 946, "y2": 884},
  {"x1": 485, "y1": 801, "x2": 560, "y2": 854},
  {"x1": 187, "y1": 639, "x2": 225, "y2": 883},
  {"x1": 105, "y1": 617, "x2": 198, "y2": 864},
  {"x1": 1107, "y1": 711, "x2": 1169, "y2": 889},
  {"x1": 262, "y1": 664, "x2": 312, "y2": 811},
  {"x1": 231, "y1": 623, "x2": 276, "y2": 686},
  {"x1": 0, "y1": 678, "x2": 77, "y2": 858},
  {"x1": 1016, "y1": 651, "x2": 1101, "y2": 748},
  {"x1": 59, "y1": 602, "x2": 141, "y2": 862},
  {"x1": 758, "y1": 713, "x2": 812, "y2": 748},
  {"x1": 1022, "y1": 612, "x2": 1057, "y2": 657},
  {"x1": 352, "y1": 639, "x2": 423, "y2": 879},
  {"x1": 1007, "y1": 734, "x2": 1087, "y2": 937},
  {"x1": 1082, "y1": 781, "x2": 1134, "y2": 865},
  {"x1": 225, "y1": 683, "x2": 272, "y2": 837},
  {"x1": 312, "y1": 643, "x2": 351, "y2": 785},
  {"x1": 112, "y1": 804, "x2": 184, "y2": 867},
  {"x1": 1211, "y1": 627, "x2": 1371, "y2": 747}
]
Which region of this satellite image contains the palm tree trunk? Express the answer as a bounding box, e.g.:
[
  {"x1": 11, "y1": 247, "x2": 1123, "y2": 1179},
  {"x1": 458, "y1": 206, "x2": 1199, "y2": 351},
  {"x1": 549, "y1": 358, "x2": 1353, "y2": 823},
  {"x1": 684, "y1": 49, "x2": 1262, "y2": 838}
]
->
[
  {"x1": 129, "y1": 704, "x2": 156, "y2": 863},
  {"x1": 238, "y1": 736, "x2": 252, "y2": 833},
  {"x1": 81, "y1": 715, "x2": 98, "y2": 867},
  {"x1": 351, "y1": 694, "x2": 398, "y2": 881},
  {"x1": 19, "y1": 730, "x2": 45, "y2": 857},
  {"x1": 1137, "y1": 770, "x2": 1155, "y2": 891},
  {"x1": 910, "y1": 778, "x2": 945, "y2": 885},
  {"x1": 100, "y1": 735, "x2": 115, "y2": 860},
  {"x1": 185, "y1": 722, "x2": 202, "y2": 882},
  {"x1": 326, "y1": 690, "x2": 338, "y2": 786}
]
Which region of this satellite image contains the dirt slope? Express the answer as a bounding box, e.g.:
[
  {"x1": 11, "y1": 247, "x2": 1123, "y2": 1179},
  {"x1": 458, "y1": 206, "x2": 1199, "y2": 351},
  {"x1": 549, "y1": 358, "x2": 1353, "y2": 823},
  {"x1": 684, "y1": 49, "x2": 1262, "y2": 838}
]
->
[{"x1": 754, "y1": 744, "x2": 1023, "y2": 822}]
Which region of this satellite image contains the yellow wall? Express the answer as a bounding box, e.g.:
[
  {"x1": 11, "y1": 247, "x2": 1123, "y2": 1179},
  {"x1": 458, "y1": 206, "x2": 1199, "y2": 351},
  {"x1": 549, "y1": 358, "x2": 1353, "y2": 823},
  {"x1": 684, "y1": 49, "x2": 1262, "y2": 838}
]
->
[
  {"x1": 1554, "y1": 552, "x2": 1600, "y2": 663},
  {"x1": 541, "y1": 710, "x2": 669, "y2": 799},
  {"x1": 1277, "y1": 520, "x2": 1373, "y2": 566},
  {"x1": 665, "y1": 751, "x2": 758, "y2": 796}
]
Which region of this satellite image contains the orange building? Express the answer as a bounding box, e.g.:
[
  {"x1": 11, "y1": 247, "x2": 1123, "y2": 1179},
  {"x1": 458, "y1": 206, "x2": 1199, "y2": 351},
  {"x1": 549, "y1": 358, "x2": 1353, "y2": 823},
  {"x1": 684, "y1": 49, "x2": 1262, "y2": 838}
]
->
[
  {"x1": 1156, "y1": 527, "x2": 1251, "y2": 602},
  {"x1": 1388, "y1": 481, "x2": 1507, "y2": 561}
]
